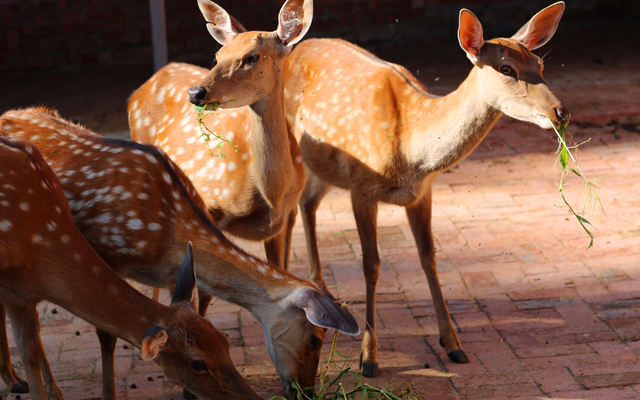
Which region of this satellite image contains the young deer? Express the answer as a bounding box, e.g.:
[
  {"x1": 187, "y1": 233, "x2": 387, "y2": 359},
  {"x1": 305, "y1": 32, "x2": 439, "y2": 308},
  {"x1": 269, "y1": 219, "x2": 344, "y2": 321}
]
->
[
  {"x1": 0, "y1": 135, "x2": 260, "y2": 399},
  {"x1": 283, "y1": 2, "x2": 570, "y2": 377},
  {"x1": 0, "y1": 107, "x2": 359, "y2": 400},
  {"x1": 129, "y1": 0, "x2": 311, "y2": 272}
]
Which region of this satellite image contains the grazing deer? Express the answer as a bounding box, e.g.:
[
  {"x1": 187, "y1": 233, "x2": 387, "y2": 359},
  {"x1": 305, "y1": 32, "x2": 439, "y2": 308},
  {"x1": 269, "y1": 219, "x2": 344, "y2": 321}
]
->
[
  {"x1": 0, "y1": 135, "x2": 261, "y2": 399},
  {"x1": 129, "y1": 0, "x2": 311, "y2": 272},
  {"x1": 0, "y1": 107, "x2": 360, "y2": 400},
  {"x1": 282, "y1": 2, "x2": 570, "y2": 377}
]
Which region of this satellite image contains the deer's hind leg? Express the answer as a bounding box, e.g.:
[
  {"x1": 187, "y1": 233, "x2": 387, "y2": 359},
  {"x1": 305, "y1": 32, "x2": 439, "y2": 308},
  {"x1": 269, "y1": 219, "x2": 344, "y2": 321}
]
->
[
  {"x1": 0, "y1": 303, "x2": 29, "y2": 393},
  {"x1": 6, "y1": 303, "x2": 64, "y2": 399}
]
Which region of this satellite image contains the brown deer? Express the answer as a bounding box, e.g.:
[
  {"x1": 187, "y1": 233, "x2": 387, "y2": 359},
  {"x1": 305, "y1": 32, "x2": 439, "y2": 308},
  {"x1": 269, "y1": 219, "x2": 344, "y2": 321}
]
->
[
  {"x1": 0, "y1": 107, "x2": 360, "y2": 400},
  {"x1": 0, "y1": 135, "x2": 261, "y2": 399},
  {"x1": 129, "y1": 0, "x2": 311, "y2": 273},
  {"x1": 282, "y1": 2, "x2": 570, "y2": 377}
]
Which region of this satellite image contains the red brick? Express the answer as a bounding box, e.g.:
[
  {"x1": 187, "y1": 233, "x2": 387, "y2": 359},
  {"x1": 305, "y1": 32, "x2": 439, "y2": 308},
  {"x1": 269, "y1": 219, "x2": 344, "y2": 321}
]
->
[
  {"x1": 530, "y1": 368, "x2": 581, "y2": 393},
  {"x1": 515, "y1": 343, "x2": 593, "y2": 359},
  {"x1": 523, "y1": 353, "x2": 603, "y2": 370},
  {"x1": 551, "y1": 387, "x2": 640, "y2": 400}
]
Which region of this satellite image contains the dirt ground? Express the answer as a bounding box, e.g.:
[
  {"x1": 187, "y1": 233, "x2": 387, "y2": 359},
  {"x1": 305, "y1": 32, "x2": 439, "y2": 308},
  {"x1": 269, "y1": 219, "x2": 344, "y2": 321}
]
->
[{"x1": 1, "y1": 16, "x2": 640, "y2": 400}]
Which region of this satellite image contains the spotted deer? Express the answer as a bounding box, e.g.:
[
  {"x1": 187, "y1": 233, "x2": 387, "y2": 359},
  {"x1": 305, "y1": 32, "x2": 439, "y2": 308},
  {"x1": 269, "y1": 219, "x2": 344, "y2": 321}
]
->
[
  {"x1": 129, "y1": 0, "x2": 311, "y2": 273},
  {"x1": 0, "y1": 135, "x2": 261, "y2": 399},
  {"x1": 0, "y1": 107, "x2": 360, "y2": 400},
  {"x1": 282, "y1": 2, "x2": 570, "y2": 377}
]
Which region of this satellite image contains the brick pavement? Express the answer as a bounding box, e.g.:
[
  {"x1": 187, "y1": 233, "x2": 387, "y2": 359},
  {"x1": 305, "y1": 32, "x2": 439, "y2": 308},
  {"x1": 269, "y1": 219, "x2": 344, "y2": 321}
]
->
[{"x1": 2, "y1": 28, "x2": 640, "y2": 400}]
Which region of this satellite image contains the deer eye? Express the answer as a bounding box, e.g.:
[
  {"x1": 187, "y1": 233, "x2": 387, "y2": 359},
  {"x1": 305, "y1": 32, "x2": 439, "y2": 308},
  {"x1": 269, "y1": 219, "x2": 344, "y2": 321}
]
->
[
  {"x1": 500, "y1": 65, "x2": 514, "y2": 76},
  {"x1": 190, "y1": 360, "x2": 207, "y2": 372},
  {"x1": 310, "y1": 335, "x2": 322, "y2": 352},
  {"x1": 242, "y1": 54, "x2": 260, "y2": 67}
]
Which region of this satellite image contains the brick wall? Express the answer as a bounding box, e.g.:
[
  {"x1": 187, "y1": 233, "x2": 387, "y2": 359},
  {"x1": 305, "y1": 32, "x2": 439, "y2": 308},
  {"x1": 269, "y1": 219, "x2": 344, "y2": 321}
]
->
[{"x1": 0, "y1": 0, "x2": 621, "y2": 71}]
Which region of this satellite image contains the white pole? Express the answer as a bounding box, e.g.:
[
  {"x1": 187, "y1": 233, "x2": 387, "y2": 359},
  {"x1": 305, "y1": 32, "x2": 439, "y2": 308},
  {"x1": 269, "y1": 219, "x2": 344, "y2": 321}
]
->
[{"x1": 149, "y1": 0, "x2": 168, "y2": 72}]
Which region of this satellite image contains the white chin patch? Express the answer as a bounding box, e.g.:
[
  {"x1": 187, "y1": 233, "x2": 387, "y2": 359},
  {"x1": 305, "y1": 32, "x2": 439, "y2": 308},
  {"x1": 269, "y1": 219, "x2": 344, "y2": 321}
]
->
[{"x1": 536, "y1": 115, "x2": 555, "y2": 130}]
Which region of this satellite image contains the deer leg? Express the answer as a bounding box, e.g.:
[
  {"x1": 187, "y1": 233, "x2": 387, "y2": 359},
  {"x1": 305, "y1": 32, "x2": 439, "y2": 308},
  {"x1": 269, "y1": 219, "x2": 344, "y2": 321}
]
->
[
  {"x1": 264, "y1": 228, "x2": 286, "y2": 269},
  {"x1": 197, "y1": 291, "x2": 214, "y2": 318},
  {"x1": 351, "y1": 191, "x2": 380, "y2": 378},
  {"x1": 298, "y1": 174, "x2": 332, "y2": 295},
  {"x1": 96, "y1": 328, "x2": 118, "y2": 400},
  {"x1": 0, "y1": 303, "x2": 29, "y2": 393},
  {"x1": 405, "y1": 192, "x2": 469, "y2": 364},
  {"x1": 281, "y1": 207, "x2": 298, "y2": 272},
  {"x1": 6, "y1": 303, "x2": 64, "y2": 399}
]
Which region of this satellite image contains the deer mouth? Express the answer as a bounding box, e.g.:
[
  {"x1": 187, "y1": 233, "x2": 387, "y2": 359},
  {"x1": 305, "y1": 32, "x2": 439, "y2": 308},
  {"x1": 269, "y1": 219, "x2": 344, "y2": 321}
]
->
[{"x1": 535, "y1": 112, "x2": 561, "y2": 130}]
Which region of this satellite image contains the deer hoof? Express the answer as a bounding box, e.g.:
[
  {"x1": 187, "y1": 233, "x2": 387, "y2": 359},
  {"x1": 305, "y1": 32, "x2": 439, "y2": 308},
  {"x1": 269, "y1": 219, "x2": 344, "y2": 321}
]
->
[
  {"x1": 11, "y1": 380, "x2": 29, "y2": 393},
  {"x1": 361, "y1": 361, "x2": 379, "y2": 378},
  {"x1": 447, "y1": 349, "x2": 470, "y2": 364},
  {"x1": 183, "y1": 388, "x2": 198, "y2": 399}
]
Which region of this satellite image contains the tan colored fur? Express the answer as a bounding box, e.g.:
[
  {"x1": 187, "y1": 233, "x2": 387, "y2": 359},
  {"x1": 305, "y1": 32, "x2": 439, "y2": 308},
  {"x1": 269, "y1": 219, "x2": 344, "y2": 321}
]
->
[
  {"x1": 1, "y1": 107, "x2": 357, "y2": 399},
  {"x1": 0, "y1": 129, "x2": 260, "y2": 400},
  {"x1": 283, "y1": 2, "x2": 569, "y2": 375}
]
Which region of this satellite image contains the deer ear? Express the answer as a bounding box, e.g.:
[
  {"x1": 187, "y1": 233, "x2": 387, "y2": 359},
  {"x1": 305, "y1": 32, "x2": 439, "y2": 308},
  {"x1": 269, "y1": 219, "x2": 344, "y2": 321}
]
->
[
  {"x1": 511, "y1": 1, "x2": 565, "y2": 50},
  {"x1": 197, "y1": 0, "x2": 247, "y2": 46},
  {"x1": 141, "y1": 327, "x2": 168, "y2": 360},
  {"x1": 458, "y1": 9, "x2": 484, "y2": 63},
  {"x1": 171, "y1": 242, "x2": 196, "y2": 306},
  {"x1": 290, "y1": 287, "x2": 360, "y2": 335},
  {"x1": 276, "y1": 0, "x2": 313, "y2": 48}
]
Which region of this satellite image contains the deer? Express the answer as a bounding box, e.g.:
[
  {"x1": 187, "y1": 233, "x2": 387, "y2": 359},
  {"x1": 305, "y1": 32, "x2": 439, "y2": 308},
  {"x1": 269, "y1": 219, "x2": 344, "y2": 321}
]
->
[
  {"x1": 0, "y1": 106, "x2": 360, "y2": 400},
  {"x1": 0, "y1": 135, "x2": 262, "y2": 399},
  {"x1": 129, "y1": 0, "x2": 311, "y2": 276},
  {"x1": 282, "y1": 2, "x2": 570, "y2": 377}
]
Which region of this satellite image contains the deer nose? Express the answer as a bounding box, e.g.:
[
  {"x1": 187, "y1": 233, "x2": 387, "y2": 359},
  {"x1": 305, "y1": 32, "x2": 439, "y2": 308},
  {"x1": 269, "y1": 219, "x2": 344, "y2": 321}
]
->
[
  {"x1": 188, "y1": 86, "x2": 207, "y2": 105},
  {"x1": 555, "y1": 106, "x2": 571, "y2": 124}
]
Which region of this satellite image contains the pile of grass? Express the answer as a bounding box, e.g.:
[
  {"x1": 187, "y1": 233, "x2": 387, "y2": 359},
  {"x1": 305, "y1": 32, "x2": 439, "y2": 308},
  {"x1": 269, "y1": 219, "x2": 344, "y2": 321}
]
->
[{"x1": 269, "y1": 332, "x2": 422, "y2": 400}]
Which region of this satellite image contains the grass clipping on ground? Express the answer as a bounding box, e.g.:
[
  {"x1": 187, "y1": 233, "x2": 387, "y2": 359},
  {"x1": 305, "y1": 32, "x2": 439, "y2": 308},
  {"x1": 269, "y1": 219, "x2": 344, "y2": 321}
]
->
[
  {"x1": 269, "y1": 332, "x2": 421, "y2": 400},
  {"x1": 551, "y1": 120, "x2": 605, "y2": 249},
  {"x1": 194, "y1": 101, "x2": 239, "y2": 157}
]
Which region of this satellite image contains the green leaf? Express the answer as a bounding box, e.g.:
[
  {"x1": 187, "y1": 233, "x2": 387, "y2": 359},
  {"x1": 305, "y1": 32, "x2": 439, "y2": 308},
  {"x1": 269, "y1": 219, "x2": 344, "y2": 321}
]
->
[
  {"x1": 560, "y1": 146, "x2": 568, "y2": 170},
  {"x1": 576, "y1": 215, "x2": 593, "y2": 226},
  {"x1": 569, "y1": 167, "x2": 582, "y2": 177},
  {"x1": 334, "y1": 350, "x2": 355, "y2": 359}
]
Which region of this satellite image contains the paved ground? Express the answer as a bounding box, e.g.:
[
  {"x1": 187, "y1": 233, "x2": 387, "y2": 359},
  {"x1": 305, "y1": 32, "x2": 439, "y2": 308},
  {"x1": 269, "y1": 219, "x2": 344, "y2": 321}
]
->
[{"x1": 1, "y1": 22, "x2": 640, "y2": 400}]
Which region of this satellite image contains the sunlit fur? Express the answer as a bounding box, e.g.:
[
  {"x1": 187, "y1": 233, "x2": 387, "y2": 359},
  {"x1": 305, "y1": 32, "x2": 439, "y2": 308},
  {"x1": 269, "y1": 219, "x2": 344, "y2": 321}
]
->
[
  {"x1": 0, "y1": 133, "x2": 260, "y2": 400},
  {"x1": 1, "y1": 107, "x2": 358, "y2": 399},
  {"x1": 282, "y1": 2, "x2": 569, "y2": 374}
]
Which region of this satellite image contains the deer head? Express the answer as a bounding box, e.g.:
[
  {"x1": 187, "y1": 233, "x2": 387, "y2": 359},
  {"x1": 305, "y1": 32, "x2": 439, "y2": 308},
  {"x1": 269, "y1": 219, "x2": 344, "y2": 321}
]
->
[
  {"x1": 458, "y1": 1, "x2": 570, "y2": 129},
  {"x1": 257, "y1": 286, "x2": 359, "y2": 398},
  {"x1": 188, "y1": 0, "x2": 313, "y2": 108},
  {"x1": 139, "y1": 243, "x2": 261, "y2": 400}
]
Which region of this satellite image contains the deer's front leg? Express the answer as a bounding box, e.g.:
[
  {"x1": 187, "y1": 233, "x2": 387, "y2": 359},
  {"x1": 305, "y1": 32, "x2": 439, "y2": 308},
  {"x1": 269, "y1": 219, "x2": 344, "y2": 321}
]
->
[
  {"x1": 264, "y1": 227, "x2": 287, "y2": 269},
  {"x1": 351, "y1": 191, "x2": 380, "y2": 378},
  {"x1": 405, "y1": 192, "x2": 469, "y2": 364},
  {"x1": 96, "y1": 328, "x2": 118, "y2": 400},
  {"x1": 0, "y1": 303, "x2": 29, "y2": 393},
  {"x1": 6, "y1": 303, "x2": 64, "y2": 400},
  {"x1": 282, "y1": 207, "x2": 298, "y2": 272},
  {"x1": 299, "y1": 174, "x2": 332, "y2": 294}
]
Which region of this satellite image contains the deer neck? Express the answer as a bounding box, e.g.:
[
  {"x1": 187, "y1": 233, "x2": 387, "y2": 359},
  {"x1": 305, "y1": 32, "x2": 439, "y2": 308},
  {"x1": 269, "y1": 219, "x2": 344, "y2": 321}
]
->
[
  {"x1": 406, "y1": 67, "x2": 503, "y2": 173},
  {"x1": 246, "y1": 88, "x2": 293, "y2": 207},
  {"x1": 45, "y1": 246, "x2": 170, "y2": 348},
  {"x1": 192, "y1": 246, "x2": 295, "y2": 323}
]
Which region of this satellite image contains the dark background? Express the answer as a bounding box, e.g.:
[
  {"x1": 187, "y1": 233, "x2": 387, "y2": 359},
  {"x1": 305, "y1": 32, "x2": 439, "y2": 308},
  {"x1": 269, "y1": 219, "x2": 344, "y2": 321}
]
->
[
  {"x1": 1, "y1": 0, "x2": 638, "y2": 72},
  {"x1": 0, "y1": 0, "x2": 638, "y2": 137}
]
